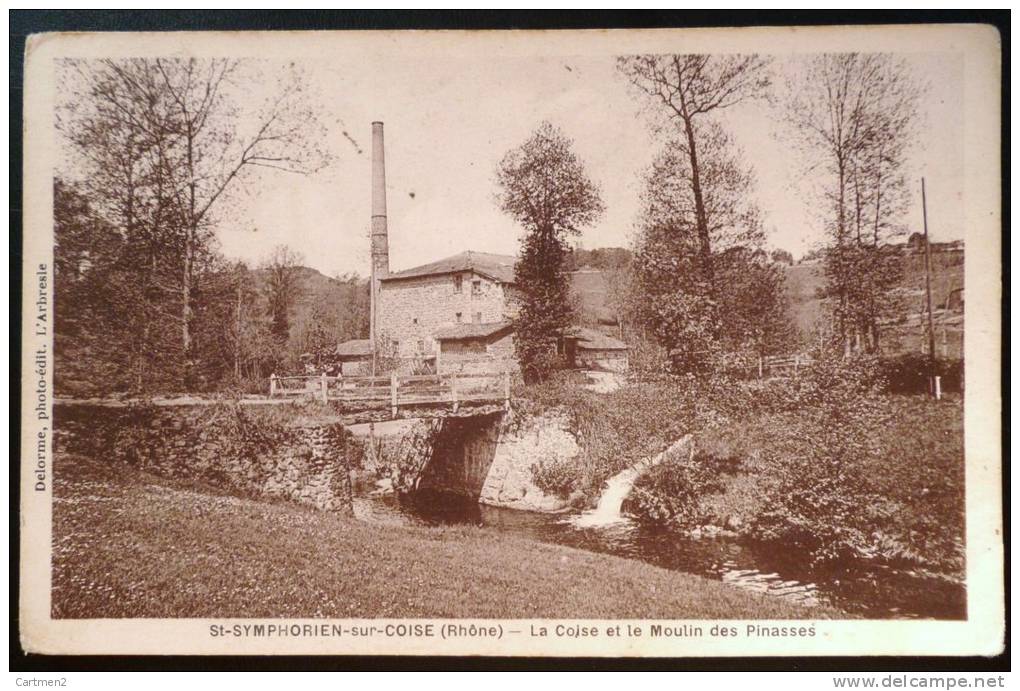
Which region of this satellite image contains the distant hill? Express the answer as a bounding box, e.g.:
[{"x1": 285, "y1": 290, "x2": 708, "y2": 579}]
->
[
  {"x1": 780, "y1": 246, "x2": 964, "y2": 357},
  {"x1": 290, "y1": 244, "x2": 963, "y2": 360},
  {"x1": 566, "y1": 243, "x2": 964, "y2": 357},
  {"x1": 248, "y1": 265, "x2": 370, "y2": 354}
]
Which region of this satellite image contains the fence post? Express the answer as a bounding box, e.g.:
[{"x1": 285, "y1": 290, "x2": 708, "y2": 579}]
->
[
  {"x1": 321, "y1": 372, "x2": 328, "y2": 403},
  {"x1": 451, "y1": 375, "x2": 459, "y2": 413},
  {"x1": 794, "y1": 355, "x2": 800, "y2": 374},
  {"x1": 390, "y1": 372, "x2": 398, "y2": 418},
  {"x1": 269, "y1": 373, "x2": 277, "y2": 398},
  {"x1": 503, "y1": 370, "x2": 511, "y2": 410},
  {"x1": 934, "y1": 375, "x2": 942, "y2": 401},
  {"x1": 757, "y1": 357, "x2": 763, "y2": 380}
]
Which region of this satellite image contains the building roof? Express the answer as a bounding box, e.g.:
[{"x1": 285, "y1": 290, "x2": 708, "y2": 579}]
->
[
  {"x1": 565, "y1": 327, "x2": 629, "y2": 351},
  {"x1": 381, "y1": 251, "x2": 517, "y2": 284},
  {"x1": 334, "y1": 339, "x2": 373, "y2": 358},
  {"x1": 433, "y1": 321, "x2": 513, "y2": 341}
]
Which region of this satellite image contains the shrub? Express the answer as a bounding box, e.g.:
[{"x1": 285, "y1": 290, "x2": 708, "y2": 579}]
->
[
  {"x1": 627, "y1": 443, "x2": 729, "y2": 529},
  {"x1": 880, "y1": 354, "x2": 964, "y2": 394},
  {"x1": 530, "y1": 456, "x2": 579, "y2": 498},
  {"x1": 753, "y1": 455, "x2": 888, "y2": 565}
]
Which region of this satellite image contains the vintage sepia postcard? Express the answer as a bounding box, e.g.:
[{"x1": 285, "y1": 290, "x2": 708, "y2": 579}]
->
[{"x1": 18, "y1": 23, "x2": 1003, "y2": 658}]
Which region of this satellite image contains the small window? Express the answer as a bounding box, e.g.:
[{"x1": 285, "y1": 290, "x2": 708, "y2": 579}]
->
[
  {"x1": 391, "y1": 339, "x2": 399, "y2": 353},
  {"x1": 455, "y1": 312, "x2": 462, "y2": 323},
  {"x1": 473, "y1": 312, "x2": 482, "y2": 324},
  {"x1": 453, "y1": 274, "x2": 463, "y2": 293},
  {"x1": 471, "y1": 279, "x2": 482, "y2": 297},
  {"x1": 417, "y1": 339, "x2": 425, "y2": 353}
]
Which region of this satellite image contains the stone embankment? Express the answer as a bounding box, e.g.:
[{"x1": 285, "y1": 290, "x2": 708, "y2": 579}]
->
[
  {"x1": 55, "y1": 402, "x2": 359, "y2": 513},
  {"x1": 349, "y1": 411, "x2": 582, "y2": 512}
]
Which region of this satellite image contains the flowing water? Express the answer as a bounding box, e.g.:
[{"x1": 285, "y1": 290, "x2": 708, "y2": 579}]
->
[{"x1": 353, "y1": 490, "x2": 966, "y2": 619}]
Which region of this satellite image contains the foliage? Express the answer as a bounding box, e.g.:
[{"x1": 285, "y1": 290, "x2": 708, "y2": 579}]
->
[
  {"x1": 55, "y1": 58, "x2": 332, "y2": 393},
  {"x1": 628, "y1": 115, "x2": 792, "y2": 372},
  {"x1": 565, "y1": 246, "x2": 633, "y2": 272},
  {"x1": 530, "y1": 456, "x2": 580, "y2": 499},
  {"x1": 495, "y1": 122, "x2": 605, "y2": 383},
  {"x1": 771, "y1": 248, "x2": 795, "y2": 265},
  {"x1": 879, "y1": 353, "x2": 964, "y2": 394},
  {"x1": 627, "y1": 443, "x2": 733, "y2": 529}
]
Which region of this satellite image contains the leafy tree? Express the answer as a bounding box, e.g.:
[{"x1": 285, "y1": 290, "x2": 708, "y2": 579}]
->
[
  {"x1": 262, "y1": 245, "x2": 306, "y2": 345},
  {"x1": 715, "y1": 247, "x2": 797, "y2": 360},
  {"x1": 618, "y1": 54, "x2": 772, "y2": 297},
  {"x1": 57, "y1": 58, "x2": 329, "y2": 389},
  {"x1": 634, "y1": 127, "x2": 788, "y2": 371},
  {"x1": 495, "y1": 122, "x2": 604, "y2": 382},
  {"x1": 781, "y1": 54, "x2": 921, "y2": 354}
]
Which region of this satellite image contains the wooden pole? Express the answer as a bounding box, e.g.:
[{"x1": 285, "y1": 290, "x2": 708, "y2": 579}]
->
[
  {"x1": 321, "y1": 372, "x2": 329, "y2": 403},
  {"x1": 390, "y1": 372, "x2": 398, "y2": 418},
  {"x1": 921, "y1": 178, "x2": 937, "y2": 396},
  {"x1": 503, "y1": 370, "x2": 511, "y2": 410},
  {"x1": 269, "y1": 373, "x2": 277, "y2": 398},
  {"x1": 450, "y1": 374, "x2": 459, "y2": 413}
]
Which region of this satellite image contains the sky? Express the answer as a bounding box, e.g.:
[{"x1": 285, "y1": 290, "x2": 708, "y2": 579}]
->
[{"x1": 70, "y1": 49, "x2": 966, "y2": 279}]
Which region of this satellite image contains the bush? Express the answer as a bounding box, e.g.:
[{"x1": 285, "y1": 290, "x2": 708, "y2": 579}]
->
[
  {"x1": 627, "y1": 441, "x2": 738, "y2": 529},
  {"x1": 530, "y1": 456, "x2": 579, "y2": 499},
  {"x1": 880, "y1": 354, "x2": 964, "y2": 394}
]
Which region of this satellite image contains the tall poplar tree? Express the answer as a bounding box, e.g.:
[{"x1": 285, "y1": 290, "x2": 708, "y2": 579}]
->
[{"x1": 495, "y1": 122, "x2": 604, "y2": 382}]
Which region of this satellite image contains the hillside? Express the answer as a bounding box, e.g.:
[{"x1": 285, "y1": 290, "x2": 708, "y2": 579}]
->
[
  {"x1": 780, "y1": 247, "x2": 964, "y2": 357},
  {"x1": 247, "y1": 266, "x2": 370, "y2": 357},
  {"x1": 566, "y1": 244, "x2": 964, "y2": 357}
]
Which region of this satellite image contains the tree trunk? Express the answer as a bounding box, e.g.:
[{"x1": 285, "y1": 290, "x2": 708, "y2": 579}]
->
[
  {"x1": 234, "y1": 279, "x2": 243, "y2": 381},
  {"x1": 679, "y1": 111, "x2": 715, "y2": 294},
  {"x1": 182, "y1": 124, "x2": 197, "y2": 385}
]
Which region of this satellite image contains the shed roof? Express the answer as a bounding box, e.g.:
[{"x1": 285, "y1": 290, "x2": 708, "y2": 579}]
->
[
  {"x1": 381, "y1": 251, "x2": 517, "y2": 284},
  {"x1": 334, "y1": 339, "x2": 373, "y2": 358},
  {"x1": 565, "y1": 327, "x2": 629, "y2": 351},
  {"x1": 434, "y1": 321, "x2": 513, "y2": 341}
]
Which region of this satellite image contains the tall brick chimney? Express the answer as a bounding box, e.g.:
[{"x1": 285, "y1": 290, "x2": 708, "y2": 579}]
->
[{"x1": 369, "y1": 121, "x2": 389, "y2": 354}]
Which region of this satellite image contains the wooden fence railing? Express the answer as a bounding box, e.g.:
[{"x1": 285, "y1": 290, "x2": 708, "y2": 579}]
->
[
  {"x1": 757, "y1": 354, "x2": 815, "y2": 378},
  {"x1": 269, "y1": 371, "x2": 511, "y2": 416}
]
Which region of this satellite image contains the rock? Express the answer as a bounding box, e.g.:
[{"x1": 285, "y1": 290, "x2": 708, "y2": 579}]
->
[{"x1": 724, "y1": 514, "x2": 743, "y2": 531}]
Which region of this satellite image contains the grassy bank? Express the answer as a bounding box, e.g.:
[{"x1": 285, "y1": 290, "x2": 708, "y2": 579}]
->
[
  {"x1": 518, "y1": 361, "x2": 965, "y2": 577},
  {"x1": 52, "y1": 452, "x2": 834, "y2": 619}
]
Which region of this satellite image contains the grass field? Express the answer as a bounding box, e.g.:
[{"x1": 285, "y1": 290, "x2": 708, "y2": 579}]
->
[{"x1": 52, "y1": 452, "x2": 837, "y2": 620}]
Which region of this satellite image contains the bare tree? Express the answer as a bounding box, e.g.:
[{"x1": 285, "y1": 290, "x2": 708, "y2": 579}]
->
[
  {"x1": 58, "y1": 58, "x2": 330, "y2": 386},
  {"x1": 782, "y1": 54, "x2": 921, "y2": 353},
  {"x1": 617, "y1": 54, "x2": 772, "y2": 294}
]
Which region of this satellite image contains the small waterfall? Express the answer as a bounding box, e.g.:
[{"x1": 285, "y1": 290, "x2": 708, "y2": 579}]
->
[{"x1": 570, "y1": 435, "x2": 691, "y2": 528}]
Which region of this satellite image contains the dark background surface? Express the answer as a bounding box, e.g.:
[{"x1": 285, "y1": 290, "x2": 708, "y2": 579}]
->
[{"x1": 9, "y1": 9, "x2": 1009, "y2": 673}]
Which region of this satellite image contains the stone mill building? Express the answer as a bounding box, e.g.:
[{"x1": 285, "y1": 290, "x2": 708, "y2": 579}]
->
[{"x1": 335, "y1": 122, "x2": 628, "y2": 376}]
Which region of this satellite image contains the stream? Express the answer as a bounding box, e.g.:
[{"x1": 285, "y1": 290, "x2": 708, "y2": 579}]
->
[{"x1": 353, "y1": 490, "x2": 966, "y2": 620}]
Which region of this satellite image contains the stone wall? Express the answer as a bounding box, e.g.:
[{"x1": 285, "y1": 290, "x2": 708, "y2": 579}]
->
[
  {"x1": 377, "y1": 271, "x2": 514, "y2": 360},
  {"x1": 414, "y1": 411, "x2": 580, "y2": 512},
  {"x1": 54, "y1": 402, "x2": 360, "y2": 513},
  {"x1": 438, "y1": 331, "x2": 517, "y2": 375}
]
